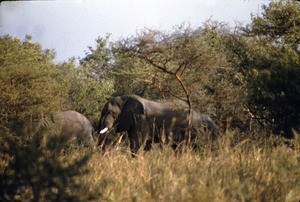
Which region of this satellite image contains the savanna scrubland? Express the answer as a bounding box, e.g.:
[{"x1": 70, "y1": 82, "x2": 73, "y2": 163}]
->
[{"x1": 1, "y1": 1, "x2": 299, "y2": 201}]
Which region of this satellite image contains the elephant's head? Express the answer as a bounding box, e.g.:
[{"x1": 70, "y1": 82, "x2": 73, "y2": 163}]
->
[
  {"x1": 98, "y1": 96, "x2": 123, "y2": 134},
  {"x1": 98, "y1": 95, "x2": 145, "y2": 135}
]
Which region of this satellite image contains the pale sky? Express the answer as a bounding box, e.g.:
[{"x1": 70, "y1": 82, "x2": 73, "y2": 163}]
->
[{"x1": 0, "y1": 0, "x2": 269, "y2": 63}]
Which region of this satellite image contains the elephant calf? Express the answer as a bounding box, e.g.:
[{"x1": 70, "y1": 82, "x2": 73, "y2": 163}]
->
[{"x1": 40, "y1": 110, "x2": 97, "y2": 149}]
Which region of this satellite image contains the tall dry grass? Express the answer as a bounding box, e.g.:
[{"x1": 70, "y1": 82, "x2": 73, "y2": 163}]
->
[{"x1": 68, "y1": 132, "x2": 299, "y2": 202}]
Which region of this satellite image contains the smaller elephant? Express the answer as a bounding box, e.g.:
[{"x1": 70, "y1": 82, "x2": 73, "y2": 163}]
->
[{"x1": 40, "y1": 110, "x2": 97, "y2": 149}]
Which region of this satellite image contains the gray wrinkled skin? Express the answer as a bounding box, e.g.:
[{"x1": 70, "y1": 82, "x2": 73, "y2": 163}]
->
[{"x1": 41, "y1": 110, "x2": 96, "y2": 149}]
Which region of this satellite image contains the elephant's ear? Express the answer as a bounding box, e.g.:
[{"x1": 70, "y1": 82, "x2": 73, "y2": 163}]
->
[{"x1": 117, "y1": 98, "x2": 145, "y2": 131}]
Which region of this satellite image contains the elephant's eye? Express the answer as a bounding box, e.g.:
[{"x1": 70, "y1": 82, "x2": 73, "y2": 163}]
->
[{"x1": 109, "y1": 111, "x2": 117, "y2": 118}]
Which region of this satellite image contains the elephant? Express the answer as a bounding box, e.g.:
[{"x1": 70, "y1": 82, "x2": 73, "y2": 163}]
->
[
  {"x1": 98, "y1": 95, "x2": 218, "y2": 155},
  {"x1": 191, "y1": 110, "x2": 218, "y2": 140},
  {"x1": 40, "y1": 110, "x2": 97, "y2": 149}
]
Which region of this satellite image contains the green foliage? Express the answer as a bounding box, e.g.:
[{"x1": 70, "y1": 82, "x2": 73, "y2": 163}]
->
[
  {"x1": 57, "y1": 60, "x2": 115, "y2": 122},
  {"x1": 224, "y1": 0, "x2": 300, "y2": 138},
  {"x1": 1, "y1": 1, "x2": 299, "y2": 200},
  {"x1": 0, "y1": 36, "x2": 92, "y2": 201},
  {"x1": 114, "y1": 26, "x2": 246, "y2": 132},
  {"x1": 112, "y1": 46, "x2": 164, "y2": 97},
  {"x1": 59, "y1": 35, "x2": 116, "y2": 123},
  {"x1": 0, "y1": 35, "x2": 67, "y2": 135},
  {"x1": 79, "y1": 35, "x2": 114, "y2": 80},
  {"x1": 249, "y1": 0, "x2": 300, "y2": 50}
]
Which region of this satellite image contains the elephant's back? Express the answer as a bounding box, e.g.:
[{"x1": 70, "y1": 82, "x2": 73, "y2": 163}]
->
[
  {"x1": 54, "y1": 110, "x2": 92, "y2": 137},
  {"x1": 143, "y1": 100, "x2": 187, "y2": 128}
]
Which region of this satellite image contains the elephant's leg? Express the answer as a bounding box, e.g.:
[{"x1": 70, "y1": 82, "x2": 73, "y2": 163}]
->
[
  {"x1": 144, "y1": 139, "x2": 152, "y2": 151},
  {"x1": 164, "y1": 128, "x2": 171, "y2": 145},
  {"x1": 172, "y1": 143, "x2": 178, "y2": 151},
  {"x1": 128, "y1": 128, "x2": 141, "y2": 157},
  {"x1": 129, "y1": 137, "x2": 139, "y2": 157},
  {"x1": 144, "y1": 126, "x2": 154, "y2": 151},
  {"x1": 132, "y1": 115, "x2": 151, "y2": 152},
  {"x1": 170, "y1": 127, "x2": 186, "y2": 152}
]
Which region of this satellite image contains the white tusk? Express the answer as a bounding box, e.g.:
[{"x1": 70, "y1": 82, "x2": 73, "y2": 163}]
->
[{"x1": 100, "y1": 127, "x2": 108, "y2": 134}]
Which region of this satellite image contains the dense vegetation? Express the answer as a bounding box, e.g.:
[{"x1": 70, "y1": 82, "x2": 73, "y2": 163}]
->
[{"x1": 1, "y1": 1, "x2": 299, "y2": 201}]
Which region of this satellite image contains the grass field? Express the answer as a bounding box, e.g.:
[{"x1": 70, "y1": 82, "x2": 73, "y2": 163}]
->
[{"x1": 66, "y1": 132, "x2": 300, "y2": 202}]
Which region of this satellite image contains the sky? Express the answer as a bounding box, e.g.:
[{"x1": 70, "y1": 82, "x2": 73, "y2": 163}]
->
[{"x1": 0, "y1": 0, "x2": 269, "y2": 63}]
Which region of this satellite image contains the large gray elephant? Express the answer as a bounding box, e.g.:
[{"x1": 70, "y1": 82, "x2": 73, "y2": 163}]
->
[
  {"x1": 40, "y1": 110, "x2": 97, "y2": 149},
  {"x1": 98, "y1": 95, "x2": 218, "y2": 155}
]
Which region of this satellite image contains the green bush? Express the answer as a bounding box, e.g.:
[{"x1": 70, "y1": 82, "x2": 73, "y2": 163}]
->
[
  {"x1": 0, "y1": 35, "x2": 67, "y2": 135},
  {"x1": 0, "y1": 35, "x2": 93, "y2": 201},
  {"x1": 224, "y1": 0, "x2": 300, "y2": 138}
]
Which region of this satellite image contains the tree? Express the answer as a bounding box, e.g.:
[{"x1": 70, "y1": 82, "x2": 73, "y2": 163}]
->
[
  {"x1": 57, "y1": 59, "x2": 115, "y2": 123},
  {"x1": 79, "y1": 35, "x2": 114, "y2": 80},
  {"x1": 0, "y1": 35, "x2": 91, "y2": 201},
  {"x1": 63, "y1": 35, "x2": 116, "y2": 122},
  {"x1": 0, "y1": 35, "x2": 67, "y2": 135},
  {"x1": 115, "y1": 26, "x2": 242, "y2": 141},
  {"x1": 225, "y1": 0, "x2": 300, "y2": 138}
]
